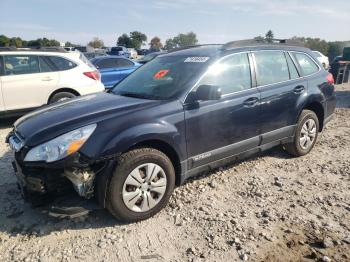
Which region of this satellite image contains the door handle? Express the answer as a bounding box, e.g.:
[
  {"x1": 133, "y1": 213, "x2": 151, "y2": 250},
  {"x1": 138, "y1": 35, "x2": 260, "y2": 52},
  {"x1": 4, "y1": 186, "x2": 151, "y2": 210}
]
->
[
  {"x1": 42, "y1": 77, "x2": 53, "y2": 81},
  {"x1": 294, "y1": 85, "x2": 305, "y2": 94},
  {"x1": 243, "y1": 97, "x2": 259, "y2": 107}
]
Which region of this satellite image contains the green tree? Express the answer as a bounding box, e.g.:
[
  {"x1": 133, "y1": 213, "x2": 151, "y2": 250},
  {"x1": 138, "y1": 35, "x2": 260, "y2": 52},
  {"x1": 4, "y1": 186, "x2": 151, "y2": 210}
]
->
[
  {"x1": 130, "y1": 31, "x2": 147, "y2": 49},
  {"x1": 88, "y1": 37, "x2": 104, "y2": 48},
  {"x1": 149, "y1": 36, "x2": 163, "y2": 51},
  {"x1": 65, "y1": 41, "x2": 77, "y2": 47},
  {"x1": 254, "y1": 36, "x2": 265, "y2": 42},
  {"x1": 117, "y1": 33, "x2": 133, "y2": 47},
  {"x1": 9, "y1": 37, "x2": 23, "y2": 47},
  {"x1": 164, "y1": 39, "x2": 176, "y2": 50},
  {"x1": 26, "y1": 38, "x2": 60, "y2": 47},
  {"x1": 164, "y1": 32, "x2": 198, "y2": 50},
  {"x1": 265, "y1": 30, "x2": 274, "y2": 43},
  {"x1": 0, "y1": 35, "x2": 10, "y2": 47},
  {"x1": 291, "y1": 36, "x2": 329, "y2": 55}
]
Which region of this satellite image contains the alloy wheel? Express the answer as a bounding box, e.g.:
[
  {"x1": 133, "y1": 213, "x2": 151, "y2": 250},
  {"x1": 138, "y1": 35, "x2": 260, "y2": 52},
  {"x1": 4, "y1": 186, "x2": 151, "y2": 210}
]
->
[
  {"x1": 299, "y1": 119, "x2": 317, "y2": 150},
  {"x1": 122, "y1": 163, "x2": 167, "y2": 212}
]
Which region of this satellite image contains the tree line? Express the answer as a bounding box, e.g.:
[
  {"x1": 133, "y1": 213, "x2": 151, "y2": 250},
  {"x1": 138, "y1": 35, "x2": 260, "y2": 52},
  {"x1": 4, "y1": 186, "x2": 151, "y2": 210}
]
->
[
  {"x1": 255, "y1": 30, "x2": 350, "y2": 62},
  {"x1": 0, "y1": 30, "x2": 349, "y2": 61}
]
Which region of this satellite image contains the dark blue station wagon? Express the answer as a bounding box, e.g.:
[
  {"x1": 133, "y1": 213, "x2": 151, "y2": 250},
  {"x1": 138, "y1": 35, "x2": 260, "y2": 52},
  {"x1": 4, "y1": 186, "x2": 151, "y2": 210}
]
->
[{"x1": 7, "y1": 39, "x2": 336, "y2": 222}]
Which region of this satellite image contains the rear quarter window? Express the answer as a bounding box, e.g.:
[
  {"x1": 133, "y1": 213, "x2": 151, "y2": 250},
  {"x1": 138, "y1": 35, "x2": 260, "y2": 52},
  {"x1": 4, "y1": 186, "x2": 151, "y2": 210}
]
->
[
  {"x1": 291, "y1": 52, "x2": 319, "y2": 76},
  {"x1": 116, "y1": 58, "x2": 134, "y2": 67},
  {"x1": 48, "y1": 56, "x2": 77, "y2": 71}
]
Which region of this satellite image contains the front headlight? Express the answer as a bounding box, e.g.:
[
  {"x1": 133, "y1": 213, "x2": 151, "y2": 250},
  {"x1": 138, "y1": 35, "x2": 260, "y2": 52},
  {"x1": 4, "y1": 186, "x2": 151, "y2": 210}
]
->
[{"x1": 24, "y1": 124, "x2": 97, "y2": 163}]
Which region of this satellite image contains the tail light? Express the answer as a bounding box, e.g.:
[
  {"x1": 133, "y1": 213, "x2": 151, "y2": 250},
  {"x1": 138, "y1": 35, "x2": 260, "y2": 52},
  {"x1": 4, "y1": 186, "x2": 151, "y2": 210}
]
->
[
  {"x1": 83, "y1": 70, "x2": 100, "y2": 81},
  {"x1": 326, "y1": 73, "x2": 334, "y2": 85}
]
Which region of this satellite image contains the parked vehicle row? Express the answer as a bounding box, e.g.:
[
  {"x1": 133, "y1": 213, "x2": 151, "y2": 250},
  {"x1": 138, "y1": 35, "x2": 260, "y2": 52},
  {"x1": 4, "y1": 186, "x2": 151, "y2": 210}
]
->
[
  {"x1": 0, "y1": 48, "x2": 104, "y2": 117},
  {"x1": 6, "y1": 39, "x2": 336, "y2": 223}
]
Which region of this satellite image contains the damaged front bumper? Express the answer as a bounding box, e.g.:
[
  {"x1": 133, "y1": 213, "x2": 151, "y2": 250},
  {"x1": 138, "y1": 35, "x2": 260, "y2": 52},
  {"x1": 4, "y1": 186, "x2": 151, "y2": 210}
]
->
[{"x1": 11, "y1": 150, "x2": 112, "y2": 213}]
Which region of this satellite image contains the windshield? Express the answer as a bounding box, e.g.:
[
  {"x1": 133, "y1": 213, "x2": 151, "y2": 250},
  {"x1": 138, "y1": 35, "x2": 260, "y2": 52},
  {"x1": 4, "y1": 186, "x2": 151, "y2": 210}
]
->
[{"x1": 112, "y1": 55, "x2": 210, "y2": 100}]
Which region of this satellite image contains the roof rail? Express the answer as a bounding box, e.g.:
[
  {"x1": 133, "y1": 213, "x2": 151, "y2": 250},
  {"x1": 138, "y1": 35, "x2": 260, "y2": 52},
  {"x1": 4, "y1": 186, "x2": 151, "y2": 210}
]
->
[
  {"x1": 223, "y1": 39, "x2": 305, "y2": 50},
  {"x1": 168, "y1": 44, "x2": 222, "y2": 53},
  {"x1": 0, "y1": 46, "x2": 67, "y2": 53}
]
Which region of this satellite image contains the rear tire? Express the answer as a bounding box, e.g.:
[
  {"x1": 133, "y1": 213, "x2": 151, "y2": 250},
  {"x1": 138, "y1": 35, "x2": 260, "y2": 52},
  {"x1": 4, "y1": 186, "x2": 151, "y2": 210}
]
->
[
  {"x1": 106, "y1": 148, "x2": 175, "y2": 222},
  {"x1": 284, "y1": 110, "x2": 319, "y2": 157},
  {"x1": 49, "y1": 92, "x2": 76, "y2": 104}
]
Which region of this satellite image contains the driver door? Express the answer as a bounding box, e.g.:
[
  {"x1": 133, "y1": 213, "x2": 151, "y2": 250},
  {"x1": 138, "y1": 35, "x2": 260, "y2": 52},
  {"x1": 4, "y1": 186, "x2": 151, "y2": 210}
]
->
[{"x1": 184, "y1": 52, "x2": 261, "y2": 169}]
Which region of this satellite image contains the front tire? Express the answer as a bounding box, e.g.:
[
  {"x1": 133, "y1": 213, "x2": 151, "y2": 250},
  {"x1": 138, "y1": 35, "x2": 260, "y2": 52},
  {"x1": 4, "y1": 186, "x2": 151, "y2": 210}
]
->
[
  {"x1": 284, "y1": 110, "x2": 319, "y2": 157},
  {"x1": 106, "y1": 148, "x2": 175, "y2": 222}
]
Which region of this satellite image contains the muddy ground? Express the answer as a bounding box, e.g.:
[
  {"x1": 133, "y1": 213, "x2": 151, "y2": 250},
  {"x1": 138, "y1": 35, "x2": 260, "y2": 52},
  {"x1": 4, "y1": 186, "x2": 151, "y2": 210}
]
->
[{"x1": 0, "y1": 85, "x2": 349, "y2": 262}]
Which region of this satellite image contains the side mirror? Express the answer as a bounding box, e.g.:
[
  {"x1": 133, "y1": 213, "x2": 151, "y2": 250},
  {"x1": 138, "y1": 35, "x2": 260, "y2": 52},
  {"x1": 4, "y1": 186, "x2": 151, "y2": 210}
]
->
[{"x1": 195, "y1": 85, "x2": 222, "y2": 101}]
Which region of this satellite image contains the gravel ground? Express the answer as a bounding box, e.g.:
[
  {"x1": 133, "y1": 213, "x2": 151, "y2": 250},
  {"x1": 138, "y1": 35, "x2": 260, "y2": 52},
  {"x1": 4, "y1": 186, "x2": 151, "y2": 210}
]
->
[{"x1": 0, "y1": 85, "x2": 349, "y2": 262}]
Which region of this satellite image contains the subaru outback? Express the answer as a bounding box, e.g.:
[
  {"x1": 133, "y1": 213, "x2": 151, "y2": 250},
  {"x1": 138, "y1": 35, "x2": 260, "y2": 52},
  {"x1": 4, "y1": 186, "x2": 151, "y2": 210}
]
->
[{"x1": 6, "y1": 39, "x2": 336, "y2": 222}]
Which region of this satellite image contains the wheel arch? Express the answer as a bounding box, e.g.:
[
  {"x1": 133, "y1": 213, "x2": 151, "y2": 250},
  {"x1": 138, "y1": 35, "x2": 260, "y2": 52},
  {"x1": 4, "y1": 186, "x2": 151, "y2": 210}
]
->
[
  {"x1": 302, "y1": 101, "x2": 325, "y2": 131},
  {"x1": 128, "y1": 139, "x2": 182, "y2": 186},
  {"x1": 48, "y1": 88, "x2": 80, "y2": 103}
]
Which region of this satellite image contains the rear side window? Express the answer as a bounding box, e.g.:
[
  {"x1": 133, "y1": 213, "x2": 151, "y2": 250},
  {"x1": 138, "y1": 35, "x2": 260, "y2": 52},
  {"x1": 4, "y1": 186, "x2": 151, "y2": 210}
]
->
[
  {"x1": 286, "y1": 53, "x2": 299, "y2": 79},
  {"x1": 39, "y1": 56, "x2": 54, "y2": 72},
  {"x1": 291, "y1": 52, "x2": 319, "y2": 76},
  {"x1": 254, "y1": 51, "x2": 289, "y2": 86},
  {"x1": 96, "y1": 58, "x2": 116, "y2": 69},
  {"x1": 97, "y1": 58, "x2": 134, "y2": 69},
  {"x1": 4, "y1": 55, "x2": 40, "y2": 75},
  {"x1": 198, "y1": 53, "x2": 251, "y2": 95},
  {"x1": 48, "y1": 56, "x2": 76, "y2": 71},
  {"x1": 116, "y1": 58, "x2": 134, "y2": 67}
]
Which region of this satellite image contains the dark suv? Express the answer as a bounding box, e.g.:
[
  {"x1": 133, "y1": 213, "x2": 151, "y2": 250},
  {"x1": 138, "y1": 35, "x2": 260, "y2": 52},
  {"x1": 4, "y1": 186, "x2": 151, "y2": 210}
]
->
[{"x1": 6, "y1": 39, "x2": 336, "y2": 222}]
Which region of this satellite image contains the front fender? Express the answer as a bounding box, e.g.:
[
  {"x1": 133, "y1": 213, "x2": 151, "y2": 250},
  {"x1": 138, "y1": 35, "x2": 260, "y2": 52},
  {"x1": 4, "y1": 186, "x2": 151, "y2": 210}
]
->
[{"x1": 98, "y1": 121, "x2": 185, "y2": 161}]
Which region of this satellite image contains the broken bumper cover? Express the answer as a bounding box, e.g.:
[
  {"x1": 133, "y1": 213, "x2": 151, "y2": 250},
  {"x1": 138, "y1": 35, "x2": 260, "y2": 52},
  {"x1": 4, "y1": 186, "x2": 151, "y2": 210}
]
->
[{"x1": 12, "y1": 152, "x2": 105, "y2": 200}]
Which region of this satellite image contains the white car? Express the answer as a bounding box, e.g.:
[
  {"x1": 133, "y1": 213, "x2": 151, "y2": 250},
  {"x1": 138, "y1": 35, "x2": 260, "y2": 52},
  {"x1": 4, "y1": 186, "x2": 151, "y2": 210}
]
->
[
  {"x1": 127, "y1": 48, "x2": 138, "y2": 59},
  {"x1": 312, "y1": 51, "x2": 329, "y2": 69},
  {"x1": 0, "y1": 47, "x2": 105, "y2": 116}
]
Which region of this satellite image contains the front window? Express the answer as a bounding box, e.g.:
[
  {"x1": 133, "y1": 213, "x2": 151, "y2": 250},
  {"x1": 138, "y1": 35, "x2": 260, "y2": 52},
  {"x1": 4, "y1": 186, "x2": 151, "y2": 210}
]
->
[
  {"x1": 112, "y1": 55, "x2": 210, "y2": 100},
  {"x1": 4, "y1": 55, "x2": 40, "y2": 75},
  {"x1": 196, "y1": 53, "x2": 251, "y2": 95}
]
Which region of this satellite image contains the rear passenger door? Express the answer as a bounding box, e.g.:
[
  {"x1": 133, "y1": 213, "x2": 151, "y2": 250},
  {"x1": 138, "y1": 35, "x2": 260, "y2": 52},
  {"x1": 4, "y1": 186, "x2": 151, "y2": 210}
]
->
[
  {"x1": 1, "y1": 55, "x2": 59, "y2": 111},
  {"x1": 253, "y1": 50, "x2": 307, "y2": 144}
]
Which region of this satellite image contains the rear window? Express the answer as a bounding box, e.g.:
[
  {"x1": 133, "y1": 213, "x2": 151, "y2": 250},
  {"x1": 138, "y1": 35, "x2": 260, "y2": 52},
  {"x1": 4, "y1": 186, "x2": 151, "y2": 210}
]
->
[
  {"x1": 254, "y1": 51, "x2": 290, "y2": 86},
  {"x1": 79, "y1": 53, "x2": 95, "y2": 68},
  {"x1": 96, "y1": 58, "x2": 134, "y2": 69},
  {"x1": 48, "y1": 56, "x2": 76, "y2": 71},
  {"x1": 291, "y1": 52, "x2": 319, "y2": 76}
]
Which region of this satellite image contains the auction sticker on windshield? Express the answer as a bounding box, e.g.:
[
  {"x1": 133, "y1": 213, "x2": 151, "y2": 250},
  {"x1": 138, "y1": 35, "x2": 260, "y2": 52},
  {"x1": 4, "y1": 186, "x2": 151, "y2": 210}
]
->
[
  {"x1": 184, "y1": 57, "x2": 210, "y2": 63},
  {"x1": 153, "y1": 69, "x2": 170, "y2": 79}
]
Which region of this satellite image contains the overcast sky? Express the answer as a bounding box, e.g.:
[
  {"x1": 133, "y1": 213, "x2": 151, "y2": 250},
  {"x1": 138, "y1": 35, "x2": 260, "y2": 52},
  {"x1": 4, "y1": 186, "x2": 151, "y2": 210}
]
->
[{"x1": 0, "y1": 0, "x2": 349, "y2": 47}]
